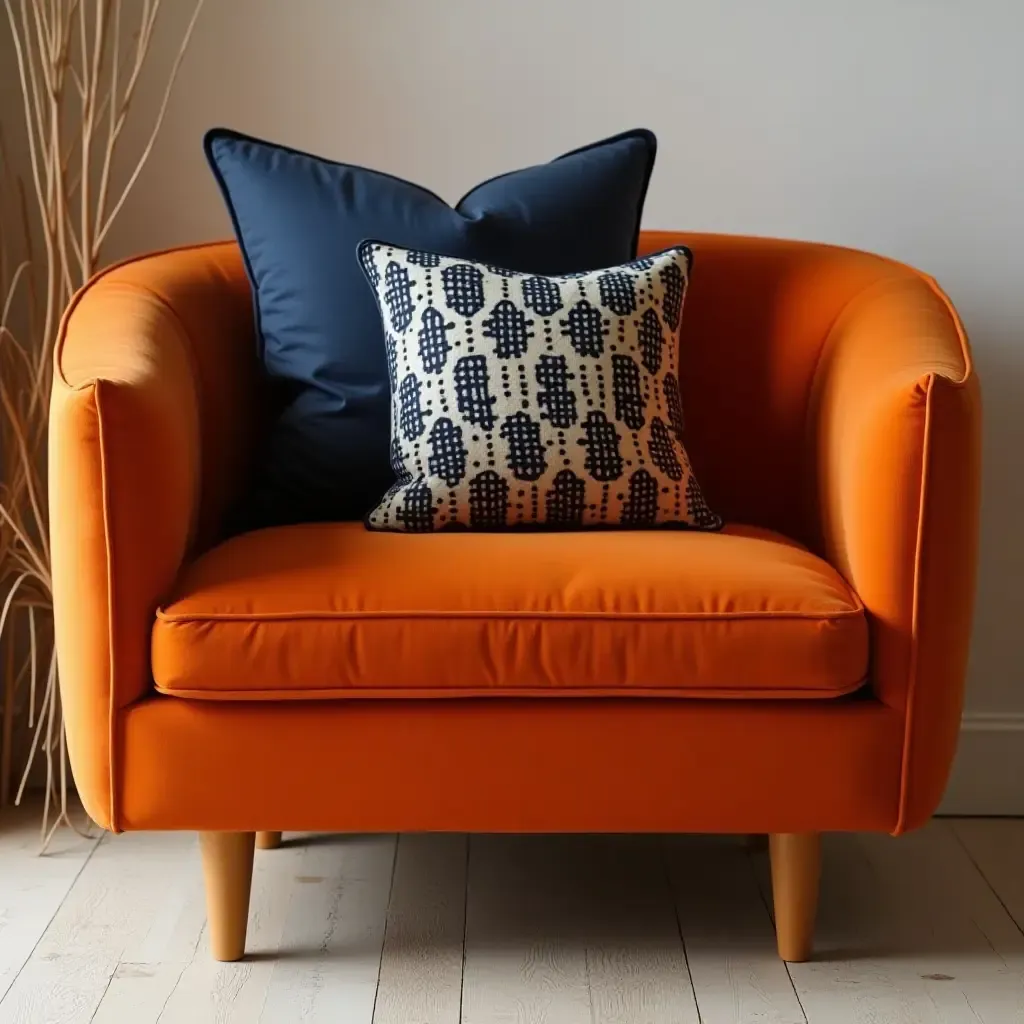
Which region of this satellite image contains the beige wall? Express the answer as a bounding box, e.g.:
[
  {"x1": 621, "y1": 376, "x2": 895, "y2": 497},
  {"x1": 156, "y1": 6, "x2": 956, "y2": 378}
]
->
[{"x1": 6, "y1": 1, "x2": 1023, "y2": 801}]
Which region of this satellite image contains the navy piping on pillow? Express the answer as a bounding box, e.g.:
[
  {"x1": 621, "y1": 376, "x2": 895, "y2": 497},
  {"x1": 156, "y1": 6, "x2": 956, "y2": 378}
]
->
[
  {"x1": 453, "y1": 127, "x2": 657, "y2": 255},
  {"x1": 207, "y1": 127, "x2": 441, "y2": 363},
  {"x1": 203, "y1": 127, "x2": 657, "y2": 363}
]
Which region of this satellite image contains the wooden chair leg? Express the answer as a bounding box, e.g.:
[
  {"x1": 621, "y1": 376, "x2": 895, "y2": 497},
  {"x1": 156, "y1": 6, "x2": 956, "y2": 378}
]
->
[
  {"x1": 256, "y1": 831, "x2": 282, "y2": 850},
  {"x1": 768, "y1": 832, "x2": 821, "y2": 962},
  {"x1": 199, "y1": 831, "x2": 255, "y2": 962}
]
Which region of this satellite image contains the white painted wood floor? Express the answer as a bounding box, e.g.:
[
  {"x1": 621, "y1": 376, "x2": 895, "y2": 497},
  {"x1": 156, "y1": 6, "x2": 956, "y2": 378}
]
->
[{"x1": 1, "y1": 806, "x2": 1023, "y2": 1024}]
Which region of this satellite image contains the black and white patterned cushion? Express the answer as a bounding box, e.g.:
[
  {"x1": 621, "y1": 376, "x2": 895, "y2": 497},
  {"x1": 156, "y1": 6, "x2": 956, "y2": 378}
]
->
[{"x1": 358, "y1": 242, "x2": 721, "y2": 533}]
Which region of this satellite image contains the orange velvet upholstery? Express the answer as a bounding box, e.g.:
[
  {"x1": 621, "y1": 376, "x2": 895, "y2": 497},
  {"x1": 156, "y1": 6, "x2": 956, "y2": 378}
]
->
[
  {"x1": 119, "y1": 697, "x2": 904, "y2": 834},
  {"x1": 152, "y1": 522, "x2": 867, "y2": 700},
  {"x1": 49, "y1": 232, "x2": 980, "y2": 837}
]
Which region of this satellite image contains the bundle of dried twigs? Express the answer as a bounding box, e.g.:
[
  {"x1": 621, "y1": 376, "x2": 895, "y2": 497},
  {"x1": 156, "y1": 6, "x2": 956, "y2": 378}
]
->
[{"x1": 0, "y1": 0, "x2": 204, "y2": 847}]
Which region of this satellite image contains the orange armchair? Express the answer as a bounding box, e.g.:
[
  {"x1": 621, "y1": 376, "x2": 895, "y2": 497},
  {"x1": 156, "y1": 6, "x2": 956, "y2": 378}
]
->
[{"x1": 49, "y1": 231, "x2": 980, "y2": 963}]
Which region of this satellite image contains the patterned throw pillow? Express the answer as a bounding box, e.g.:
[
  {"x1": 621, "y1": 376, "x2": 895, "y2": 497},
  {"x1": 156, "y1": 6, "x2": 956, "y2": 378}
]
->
[{"x1": 358, "y1": 242, "x2": 721, "y2": 533}]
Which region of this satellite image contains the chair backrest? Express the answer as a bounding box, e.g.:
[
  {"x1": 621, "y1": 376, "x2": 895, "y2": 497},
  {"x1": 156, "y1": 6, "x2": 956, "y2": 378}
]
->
[{"x1": 639, "y1": 230, "x2": 915, "y2": 544}]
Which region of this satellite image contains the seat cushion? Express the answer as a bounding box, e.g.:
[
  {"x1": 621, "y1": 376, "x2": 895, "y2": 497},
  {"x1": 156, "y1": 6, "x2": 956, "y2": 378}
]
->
[{"x1": 152, "y1": 523, "x2": 867, "y2": 700}]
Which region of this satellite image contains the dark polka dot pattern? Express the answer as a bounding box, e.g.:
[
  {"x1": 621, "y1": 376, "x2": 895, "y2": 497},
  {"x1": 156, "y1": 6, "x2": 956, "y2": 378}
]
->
[
  {"x1": 358, "y1": 241, "x2": 720, "y2": 531},
  {"x1": 383, "y1": 261, "x2": 414, "y2": 332},
  {"x1": 658, "y1": 259, "x2": 686, "y2": 332},
  {"x1": 500, "y1": 411, "x2": 547, "y2": 481},
  {"x1": 417, "y1": 307, "x2": 454, "y2": 373},
  {"x1": 384, "y1": 331, "x2": 399, "y2": 392},
  {"x1": 522, "y1": 276, "x2": 564, "y2": 317},
  {"x1": 611, "y1": 354, "x2": 646, "y2": 430},
  {"x1": 545, "y1": 469, "x2": 586, "y2": 526},
  {"x1": 621, "y1": 468, "x2": 660, "y2": 526},
  {"x1": 637, "y1": 308, "x2": 664, "y2": 375},
  {"x1": 535, "y1": 354, "x2": 577, "y2": 429},
  {"x1": 442, "y1": 263, "x2": 486, "y2": 317},
  {"x1": 560, "y1": 300, "x2": 607, "y2": 358},
  {"x1": 598, "y1": 270, "x2": 638, "y2": 317},
  {"x1": 427, "y1": 417, "x2": 468, "y2": 486},
  {"x1": 406, "y1": 248, "x2": 441, "y2": 267},
  {"x1": 397, "y1": 374, "x2": 425, "y2": 440},
  {"x1": 646, "y1": 417, "x2": 682, "y2": 481},
  {"x1": 663, "y1": 373, "x2": 685, "y2": 439},
  {"x1": 483, "y1": 299, "x2": 534, "y2": 359}
]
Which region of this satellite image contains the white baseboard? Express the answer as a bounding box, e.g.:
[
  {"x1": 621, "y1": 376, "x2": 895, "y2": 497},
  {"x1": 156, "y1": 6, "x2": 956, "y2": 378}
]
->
[{"x1": 938, "y1": 712, "x2": 1024, "y2": 816}]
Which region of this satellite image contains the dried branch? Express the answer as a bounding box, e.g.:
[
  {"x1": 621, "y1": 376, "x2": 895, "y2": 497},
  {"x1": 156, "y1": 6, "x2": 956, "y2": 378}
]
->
[
  {"x1": 96, "y1": 0, "x2": 205, "y2": 253},
  {"x1": 0, "y1": 0, "x2": 205, "y2": 846},
  {"x1": 2, "y1": 262, "x2": 30, "y2": 325}
]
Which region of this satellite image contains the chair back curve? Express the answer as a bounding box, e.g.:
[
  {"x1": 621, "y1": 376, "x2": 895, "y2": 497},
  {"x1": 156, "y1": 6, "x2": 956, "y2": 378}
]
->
[{"x1": 639, "y1": 229, "x2": 923, "y2": 545}]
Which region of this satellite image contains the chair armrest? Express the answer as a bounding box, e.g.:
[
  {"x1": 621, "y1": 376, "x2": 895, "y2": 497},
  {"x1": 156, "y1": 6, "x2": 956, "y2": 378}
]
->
[
  {"x1": 807, "y1": 270, "x2": 981, "y2": 831},
  {"x1": 49, "y1": 242, "x2": 261, "y2": 829}
]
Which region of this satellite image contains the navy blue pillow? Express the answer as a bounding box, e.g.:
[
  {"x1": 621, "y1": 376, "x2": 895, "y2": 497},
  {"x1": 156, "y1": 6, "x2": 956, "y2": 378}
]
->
[{"x1": 205, "y1": 127, "x2": 657, "y2": 526}]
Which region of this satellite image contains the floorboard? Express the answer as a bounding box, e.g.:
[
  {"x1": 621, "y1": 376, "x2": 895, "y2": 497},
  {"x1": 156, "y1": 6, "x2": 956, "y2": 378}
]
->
[
  {"x1": 666, "y1": 835, "x2": 806, "y2": 1024},
  {"x1": 576, "y1": 835, "x2": 700, "y2": 1024},
  {"x1": 0, "y1": 804, "x2": 99, "y2": 1007},
  {"x1": 154, "y1": 832, "x2": 397, "y2": 1024},
  {"x1": 951, "y1": 818, "x2": 1024, "y2": 935},
  {"x1": 750, "y1": 824, "x2": 1024, "y2": 1024},
  {"x1": 0, "y1": 813, "x2": 1022, "y2": 1024},
  {"x1": 372, "y1": 833, "x2": 467, "y2": 1024},
  {"x1": 0, "y1": 831, "x2": 194, "y2": 1024},
  {"x1": 460, "y1": 834, "x2": 594, "y2": 1024}
]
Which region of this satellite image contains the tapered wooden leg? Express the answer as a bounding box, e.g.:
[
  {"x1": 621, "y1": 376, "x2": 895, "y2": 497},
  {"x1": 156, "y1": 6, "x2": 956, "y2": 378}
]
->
[
  {"x1": 256, "y1": 831, "x2": 282, "y2": 850},
  {"x1": 769, "y1": 832, "x2": 821, "y2": 962},
  {"x1": 199, "y1": 831, "x2": 255, "y2": 962}
]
